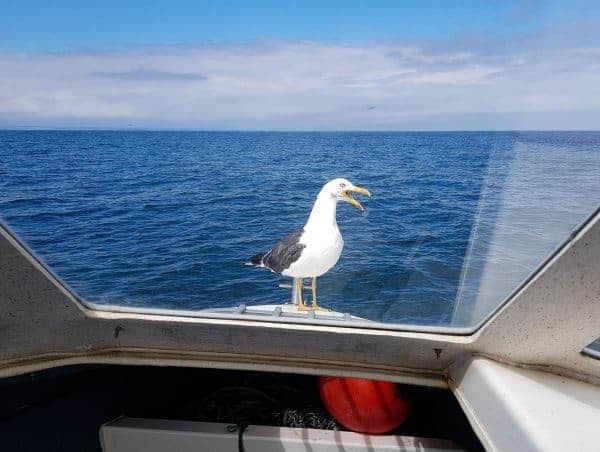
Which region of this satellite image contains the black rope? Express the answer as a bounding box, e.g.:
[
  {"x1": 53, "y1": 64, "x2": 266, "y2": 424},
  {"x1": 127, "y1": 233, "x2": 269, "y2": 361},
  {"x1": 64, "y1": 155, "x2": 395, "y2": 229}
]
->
[
  {"x1": 196, "y1": 376, "x2": 339, "y2": 452},
  {"x1": 226, "y1": 422, "x2": 248, "y2": 452}
]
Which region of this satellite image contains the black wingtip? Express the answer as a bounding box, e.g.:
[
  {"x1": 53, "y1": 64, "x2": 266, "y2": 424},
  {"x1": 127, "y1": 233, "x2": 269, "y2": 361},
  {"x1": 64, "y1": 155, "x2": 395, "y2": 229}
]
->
[{"x1": 248, "y1": 252, "x2": 267, "y2": 267}]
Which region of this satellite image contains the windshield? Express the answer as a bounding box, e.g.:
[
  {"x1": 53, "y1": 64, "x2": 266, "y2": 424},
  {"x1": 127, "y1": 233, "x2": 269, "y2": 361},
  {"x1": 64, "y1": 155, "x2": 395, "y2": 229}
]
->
[
  {"x1": 2, "y1": 130, "x2": 598, "y2": 329},
  {"x1": 1, "y1": 2, "x2": 599, "y2": 331}
]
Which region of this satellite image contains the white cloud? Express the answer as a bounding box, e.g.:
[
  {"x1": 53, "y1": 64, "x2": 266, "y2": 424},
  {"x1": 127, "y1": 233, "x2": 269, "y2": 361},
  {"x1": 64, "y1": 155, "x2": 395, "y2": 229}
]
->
[{"x1": 0, "y1": 28, "x2": 599, "y2": 130}]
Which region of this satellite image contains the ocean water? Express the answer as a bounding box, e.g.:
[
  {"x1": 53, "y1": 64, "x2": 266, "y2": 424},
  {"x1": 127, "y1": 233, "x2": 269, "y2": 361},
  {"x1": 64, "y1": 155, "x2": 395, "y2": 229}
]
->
[{"x1": 1, "y1": 131, "x2": 598, "y2": 326}]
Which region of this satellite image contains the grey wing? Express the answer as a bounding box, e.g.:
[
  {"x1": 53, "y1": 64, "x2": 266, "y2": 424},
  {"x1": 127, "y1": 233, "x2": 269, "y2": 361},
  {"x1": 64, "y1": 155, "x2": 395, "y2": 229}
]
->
[{"x1": 263, "y1": 229, "x2": 306, "y2": 273}]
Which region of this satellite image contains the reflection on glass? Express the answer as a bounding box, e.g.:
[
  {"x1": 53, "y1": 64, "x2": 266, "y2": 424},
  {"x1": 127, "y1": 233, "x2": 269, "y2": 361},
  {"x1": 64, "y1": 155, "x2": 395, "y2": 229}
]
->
[
  {"x1": 453, "y1": 133, "x2": 600, "y2": 327},
  {"x1": 0, "y1": 131, "x2": 598, "y2": 328}
]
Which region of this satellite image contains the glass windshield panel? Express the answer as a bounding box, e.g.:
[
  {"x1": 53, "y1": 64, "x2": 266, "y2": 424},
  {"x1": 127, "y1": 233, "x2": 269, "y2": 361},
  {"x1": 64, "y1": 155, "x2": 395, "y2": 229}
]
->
[{"x1": 1, "y1": 131, "x2": 598, "y2": 329}]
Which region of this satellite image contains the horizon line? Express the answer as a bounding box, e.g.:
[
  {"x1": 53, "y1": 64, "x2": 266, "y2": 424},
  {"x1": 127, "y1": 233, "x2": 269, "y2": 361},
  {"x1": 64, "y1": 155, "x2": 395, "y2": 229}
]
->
[{"x1": 2, "y1": 127, "x2": 600, "y2": 133}]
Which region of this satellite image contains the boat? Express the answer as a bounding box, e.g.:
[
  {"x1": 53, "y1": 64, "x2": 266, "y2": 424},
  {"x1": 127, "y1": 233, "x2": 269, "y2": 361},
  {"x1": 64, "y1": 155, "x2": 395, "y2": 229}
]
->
[{"x1": 1, "y1": 206, "x2": 599, "y2": 451}]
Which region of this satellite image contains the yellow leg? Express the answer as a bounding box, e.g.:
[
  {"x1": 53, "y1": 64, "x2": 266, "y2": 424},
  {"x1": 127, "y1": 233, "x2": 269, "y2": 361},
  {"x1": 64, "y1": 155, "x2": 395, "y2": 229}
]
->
[
  {"x1": 311, "y1": 277, "x2": 329, "y2": 311},
  {"x1": 297, "y1": 278, "x2": 309, "y2": 311}
]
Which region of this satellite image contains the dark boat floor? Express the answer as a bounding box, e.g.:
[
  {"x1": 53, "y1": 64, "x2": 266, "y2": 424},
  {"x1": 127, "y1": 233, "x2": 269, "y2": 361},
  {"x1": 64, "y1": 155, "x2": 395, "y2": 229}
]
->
[{"x1": 0, "y1": 365, "x2": 483, "y2": 451}]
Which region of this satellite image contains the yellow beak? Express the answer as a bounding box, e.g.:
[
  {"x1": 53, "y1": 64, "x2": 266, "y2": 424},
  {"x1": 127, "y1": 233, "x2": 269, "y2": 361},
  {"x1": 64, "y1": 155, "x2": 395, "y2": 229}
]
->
[{"x1": 342, "y1": 186, "x2": 371, "y2": 211}]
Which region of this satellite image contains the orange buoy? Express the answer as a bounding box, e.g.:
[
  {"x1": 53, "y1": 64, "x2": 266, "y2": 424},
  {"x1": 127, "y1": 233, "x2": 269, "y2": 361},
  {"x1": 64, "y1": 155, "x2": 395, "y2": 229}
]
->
[{"x1": 319, "y1": 376, "x2": 412, "y2": 434}]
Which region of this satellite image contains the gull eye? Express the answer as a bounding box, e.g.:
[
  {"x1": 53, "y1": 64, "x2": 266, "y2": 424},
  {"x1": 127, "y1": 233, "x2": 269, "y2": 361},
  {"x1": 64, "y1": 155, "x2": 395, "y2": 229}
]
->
[{"x1": 339, "y1": 182, "x2": 346, "y2": 188}]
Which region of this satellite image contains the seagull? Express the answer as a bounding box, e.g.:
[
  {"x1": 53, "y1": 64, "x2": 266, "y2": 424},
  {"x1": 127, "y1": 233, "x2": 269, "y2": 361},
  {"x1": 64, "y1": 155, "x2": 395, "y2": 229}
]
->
[{"x1": 247, "y1": 178, "x2": 370, "y2": 311}]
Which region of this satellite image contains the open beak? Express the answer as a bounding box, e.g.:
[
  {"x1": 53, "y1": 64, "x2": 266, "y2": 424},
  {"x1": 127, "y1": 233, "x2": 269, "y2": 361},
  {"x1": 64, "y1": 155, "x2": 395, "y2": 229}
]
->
[{"x1": 342, "y1": 186, "x2": 371, "y2": 211}]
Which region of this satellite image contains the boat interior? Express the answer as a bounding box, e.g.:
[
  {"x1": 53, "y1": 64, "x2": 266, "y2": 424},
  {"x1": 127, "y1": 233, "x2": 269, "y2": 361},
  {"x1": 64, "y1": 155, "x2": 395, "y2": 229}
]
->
[{"x1": 1, "y1": 364, "x2": 482, "y2": 451}]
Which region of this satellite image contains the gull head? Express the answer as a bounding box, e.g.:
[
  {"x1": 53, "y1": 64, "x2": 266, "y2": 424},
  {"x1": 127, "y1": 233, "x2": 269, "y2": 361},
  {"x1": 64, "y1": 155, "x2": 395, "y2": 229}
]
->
[{"x1": 322, "y1": 178, "x2": 371, "y2": 211}]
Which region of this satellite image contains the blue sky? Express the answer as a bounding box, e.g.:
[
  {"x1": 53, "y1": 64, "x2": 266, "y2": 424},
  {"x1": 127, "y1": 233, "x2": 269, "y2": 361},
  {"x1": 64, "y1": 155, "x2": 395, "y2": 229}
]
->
[
  {"x1": 2, "y1": 0, "x2": 599, "y2": 52},
  {"x1": 1, "y1": 1, "x2": 599, "y2": 129}
]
